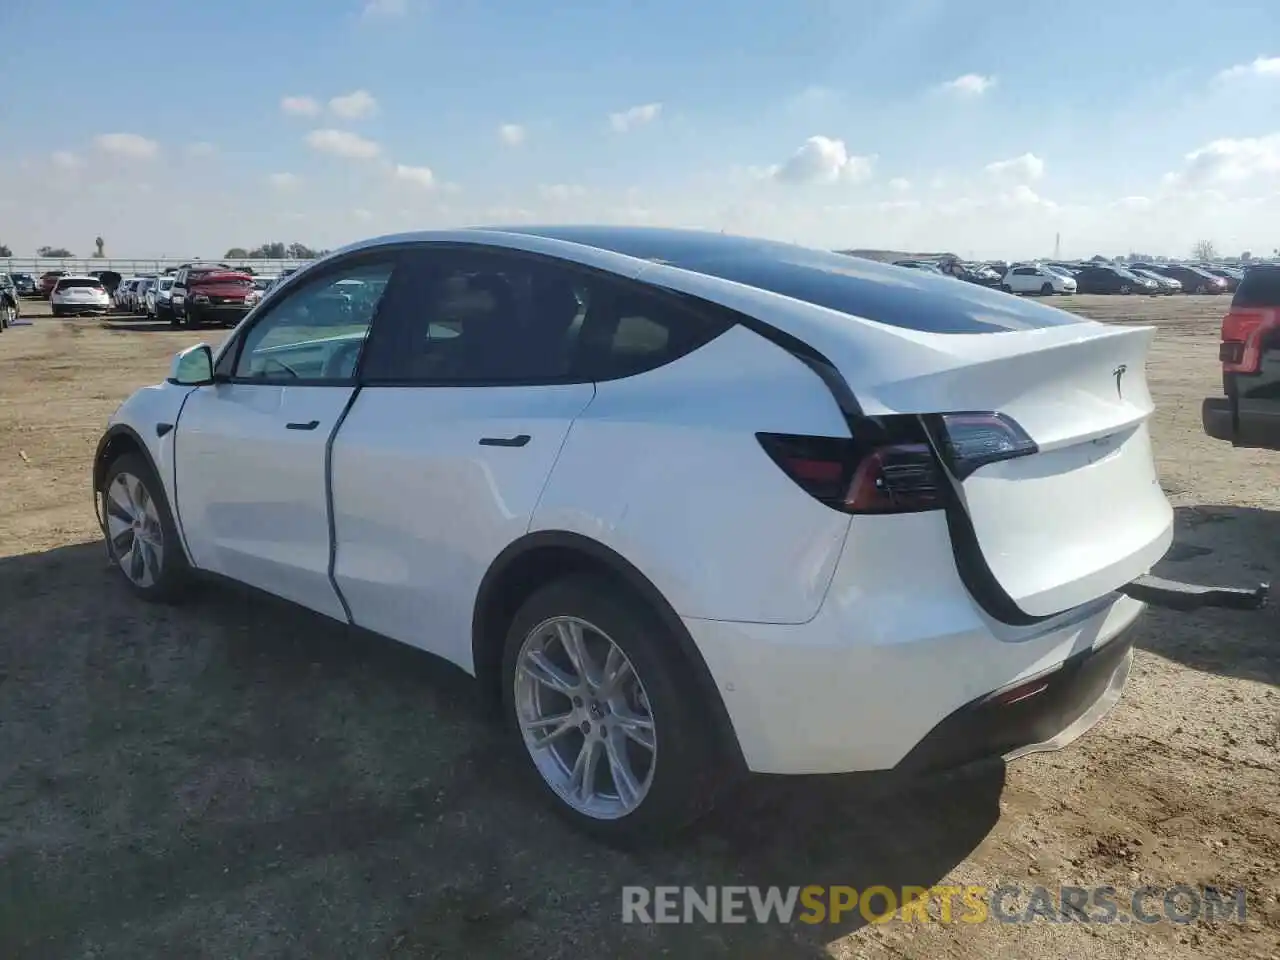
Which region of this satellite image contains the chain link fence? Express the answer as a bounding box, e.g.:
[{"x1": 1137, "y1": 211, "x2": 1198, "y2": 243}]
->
[{"x1": 2, "y1": 257, "x2": 307, "y2": 277}]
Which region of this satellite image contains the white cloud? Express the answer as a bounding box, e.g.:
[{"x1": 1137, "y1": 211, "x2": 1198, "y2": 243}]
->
[
  {"x1": 352, "y1": 208, "x2": 374, "y2": 222},
  {"x1": 773, "y1": 136, "x2": 875, "y2": 185},
  {"x1": 269, "y1": 172, "x2": 300, "y2": 190},
  {"x1": 329, "y1": 90, "x2": 378, "y2": 120},
  {"x1": 938, "y1": 74, "x2": 996, "y2": 96},
  {"x1": 94, "y1": 133, "x2": 160, "y2": 160},
  {"x1": 1173, "y1": 134, "x2": 1280, "y2": 187},
  {"x1": 51, "y1": 150, "x2": 82, "y2": 170},
  {"x1": 498, "y1": 123, "x2": 526, "y2": 146},
  {"x1": 393, "y1": 164, "x2": 435, "y2": 189},
  {"x1": 539, "y1": 183, "x2": 588, "y2": 201},
  {"x1": 609, "y1": 102, "x2": 662, "y2": 133},
  {"x1": 1216, "y1": 56, "x2": 1280, "y2": 82},
  {"x1": 281, "y1": 95, "x2": 321, "y2": 117},
  {"x1": 888, "y1": 177, "x2": 911, "y2": 192},
  {"x1": 1115, "y1": 196, "x2": 1152, "y2": 209},
  {"x1": 985, "y1": 152, "x2": 1045, "y2": 182},
  {"x1": 306, "y1": 129, "x2": 381, "y2": 160},
  {"x1": 186, "y1": 142, "x2": 216, "y2": 157}
]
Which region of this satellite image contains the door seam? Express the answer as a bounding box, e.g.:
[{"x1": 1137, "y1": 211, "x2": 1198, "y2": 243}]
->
[
  {"x1": 325, "y1": 385, "x2": 363, "y2": 624},
  {"x1": 525, "y1": 383, "x2": 598, "y2": 534}
]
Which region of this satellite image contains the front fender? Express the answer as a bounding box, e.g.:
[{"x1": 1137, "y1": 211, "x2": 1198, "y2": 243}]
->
[{"x1": 94, "y1": 381, "x2": 199, "y2": 556}]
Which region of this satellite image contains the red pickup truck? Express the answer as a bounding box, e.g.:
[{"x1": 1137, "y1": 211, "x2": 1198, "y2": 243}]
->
[
  {"x1": 170, "y1": 263, "x2": 259, "y2": 328},
  {"x1": 1202, "y1": 265, "x2": 1280, "y2": 448}
]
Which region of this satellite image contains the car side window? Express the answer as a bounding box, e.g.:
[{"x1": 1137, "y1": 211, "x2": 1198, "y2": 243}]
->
[
  {"x1": 361, "y1": 249, "x2": 590, "y2": 384},
  {"x1": 360, "y1": 247, "x2": 733, "y2": 384},
  {"x1": 231, "y1": 260, "x2": 395, "y2": 383}
]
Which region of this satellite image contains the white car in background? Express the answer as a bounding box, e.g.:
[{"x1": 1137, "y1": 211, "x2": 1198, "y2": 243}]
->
[
  {"x1": 146, "y1": 276, "x2": 176, "y2": 319},
  {"x1": 50, "y1": 275, "x2": 111, "y2": 316},
  {"x1": 91, "y1": 226, "x2": 1266, "y2": 844},
  {"x1": 1002, "y1": 263, "x2": 1078, "y2": 296}
]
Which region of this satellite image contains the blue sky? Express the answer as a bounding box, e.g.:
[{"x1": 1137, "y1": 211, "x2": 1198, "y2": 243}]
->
[{"x1": 1, "y1": 0, "x2": 1278, "y2": 258}]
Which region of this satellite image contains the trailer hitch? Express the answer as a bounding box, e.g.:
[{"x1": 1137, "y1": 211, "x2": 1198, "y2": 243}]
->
[{"x1": 1120, "y1": 574, "x2": 1269, "y2": 612}]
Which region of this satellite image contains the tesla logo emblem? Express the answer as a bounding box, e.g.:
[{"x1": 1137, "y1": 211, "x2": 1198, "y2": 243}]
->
[{"x1": 1113, "y1": 364, "x2": 1128, "y2": 398}]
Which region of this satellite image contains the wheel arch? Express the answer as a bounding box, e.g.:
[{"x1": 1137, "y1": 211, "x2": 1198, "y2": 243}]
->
[
  {"x1": 92, "y1": 424, "x2": 189, "y2": 561},
  {"x1": 471, "y1": 530, "x2": 746, "y2": 772}
]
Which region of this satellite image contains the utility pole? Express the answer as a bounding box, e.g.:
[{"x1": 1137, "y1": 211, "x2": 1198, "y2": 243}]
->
[{"x1": 1054, "y1": 232, "x2": 1061, "y2": 259}]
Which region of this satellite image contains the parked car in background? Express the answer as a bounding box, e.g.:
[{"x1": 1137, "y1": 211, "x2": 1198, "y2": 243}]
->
[
  {"x1": 133, "y1": 278, "x2": 155, "y2": 313},
  {"x1": 1003, "y1": 263, "x2": 1077, "y2": 295},
  {"x1": 1203, "y1": 265, "x2": 1280, "y2": 448},
  {"x1": 114, "y1": 278, "x2": 135, "y2": 311},
  {"x1": 50, "y1": 275, "x2": 111, "y2": 316},
  {"x1": 39, "y1": 270, "x2": 65, "y2": 298},
  {"x1": 92, "y1": 226, "x2": 1266, "y2": 842},
  {"x1": 147, "y1": 276, "x2": 176, "y2": 320},
  {"x1": 0, "y1": 274, "x2": 19, "y2": 330},
  {"x1": 170, "y1": 263, "x2": 258, "y2": 327},
  {"x1": 891, "y1": 259, "x2": 947, "y2": 276},
  {"x1": 1129, "y1": 268, "x2": 1181, "y2": 295},
  {"x1": 1198, "y1": 266, "x2": 1242, "y2": 293},
  {"x1": 11, "y1": 273, "x2": 37, "y2": 296},
  {"x1": 1072, "y1": 264, "x2": 1159, "y2": 296},
  {"x1": 1139, "y1": 264, "x2": 1228, "y2": 295}
]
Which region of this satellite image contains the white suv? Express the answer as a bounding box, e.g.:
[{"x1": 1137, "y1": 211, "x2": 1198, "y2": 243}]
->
[
  {"x1": 50, "y1": 275, "x2": 111, "y2": 316},
  {"x1": 91, "y1": 227, "x2": 1264, "y2": 843},
  {"x1": 1002, "y1": 263, "x2": 1077, "y2": 296}
]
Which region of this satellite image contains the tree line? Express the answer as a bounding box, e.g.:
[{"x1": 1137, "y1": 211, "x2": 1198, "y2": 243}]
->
[{"x1": 223, "y1": 242, "x2": 329, "y2": 260}]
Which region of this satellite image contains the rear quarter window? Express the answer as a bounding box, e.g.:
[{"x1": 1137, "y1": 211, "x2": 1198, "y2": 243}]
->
[{"x1": 1232, "y1": 268, "x2": 1280, "y2": 309}]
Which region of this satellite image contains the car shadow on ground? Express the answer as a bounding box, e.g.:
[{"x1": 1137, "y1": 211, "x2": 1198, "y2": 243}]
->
[
  {"x1": 0, "y1": 541, "x2": 1001, "y2": 958},
  {"x1": 97, "y1": 318, "x2": 169, "y2": 332},
  {"x1": 1135, "y1": 504, "x2": 1280, "y2": 687}
]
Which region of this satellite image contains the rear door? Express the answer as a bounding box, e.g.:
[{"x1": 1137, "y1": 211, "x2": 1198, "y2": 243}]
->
[
  {"x1": 174, "y1": 252, "x2": 397, "y2": 620},
  {"x1": 330, "y1": 245, "x2": 595, "y2": 669}
]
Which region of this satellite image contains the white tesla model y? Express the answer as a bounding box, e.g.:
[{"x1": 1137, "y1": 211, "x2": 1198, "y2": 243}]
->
[{"x1": 93, "y1": 227, "x2": 1266, "y2": 844}]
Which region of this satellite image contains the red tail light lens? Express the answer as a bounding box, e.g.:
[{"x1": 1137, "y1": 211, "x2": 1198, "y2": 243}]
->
[
  {"x1": 756, "y1": 429, "x2": 943, "y2": 515},
  {"x1": 759, "y1": 411, "x2": 1037, "y2": 515},
  {"x1": 1221, "y1": 308, "x2": 1280, "y2": 374}
]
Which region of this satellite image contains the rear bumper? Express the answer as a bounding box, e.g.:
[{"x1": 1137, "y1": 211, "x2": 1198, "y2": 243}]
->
[
  {"x1": 894, "y1": 625, "x2": 1135, "y2": 775},
  {"x1": 1202, "y1": 396, "x2": 1280, "y2": 449}
]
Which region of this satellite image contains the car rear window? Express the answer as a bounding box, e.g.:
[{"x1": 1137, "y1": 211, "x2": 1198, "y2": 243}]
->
[
  {"x1": 1232, "y1": 267, "x2": 1280, "y2": 308},
  {"x1": 56, "y1": 278, "x2": 105, "y2": 290}
]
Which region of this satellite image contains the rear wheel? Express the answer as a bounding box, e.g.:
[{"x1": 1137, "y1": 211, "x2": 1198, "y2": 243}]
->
[
  {"x1": 501, "y1": 575, "x2": 723, "y2": 846},
  {"x1": 1119, "y1": 284, "x2": 1131, "y2": 295},
  {"x1": 1039, "y1": 282, "x2": 1054, "y2": 296},
  {"x1": 1000, "y1": 283, "x2": 1012, "y2": 293},
  {"x1": 101, "y1": 453, "x2": 191, "y2": 602}
]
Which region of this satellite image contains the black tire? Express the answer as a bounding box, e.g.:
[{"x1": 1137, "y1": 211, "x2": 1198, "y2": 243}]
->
[
  {"x1": 1039, "y1": 283, "x2": 1053, "y2": 296},
  {"x1": 1195, "y1": 284, "x2": 1207, "y2": 294},
  {"x1": 51, "y1": 306, "x2": 64, "y2": 318},
  {"x1": 101, "y1": 452, "x2": 192, "y2": 603},
  {"x1": 1119, "y1": 284, "x2": 1131, "y2": 295},
  {"x1": 500, "y1": 574, "x2": 724, "y2": 846},
  {"x1": 1000, "y1": 283, "x2": 1012, "y2": 293},
  {"x1": 0, "y1": 301, "x2": 12, "y2": 329}
]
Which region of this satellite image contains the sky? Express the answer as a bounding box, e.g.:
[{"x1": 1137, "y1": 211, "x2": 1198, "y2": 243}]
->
[{"x1": 0, "y1": 0, "x2": 1278, "y2": 260}]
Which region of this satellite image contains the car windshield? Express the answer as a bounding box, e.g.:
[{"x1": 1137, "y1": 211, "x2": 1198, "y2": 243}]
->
[{"x1": 159, "y1": 278, "x2": 173, "y2": 291}]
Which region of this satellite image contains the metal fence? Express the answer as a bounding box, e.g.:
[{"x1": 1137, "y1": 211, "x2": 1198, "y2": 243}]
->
[{"x1": 1, "y1": 257, "x2": 307, "y2": 277}]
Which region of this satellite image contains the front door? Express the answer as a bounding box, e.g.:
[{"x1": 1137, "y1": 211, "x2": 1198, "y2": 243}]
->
[{"x1": 173, "y1": 256, "x2": 397, "y2": 620}]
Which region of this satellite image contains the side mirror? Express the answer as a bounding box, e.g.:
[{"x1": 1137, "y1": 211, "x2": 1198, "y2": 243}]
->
[{"x1": 167, "y1": 343, "x2": 215, "y2": 386}]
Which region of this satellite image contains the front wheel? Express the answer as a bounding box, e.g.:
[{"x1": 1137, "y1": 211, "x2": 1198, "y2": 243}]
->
[
  {"x1": 1119, "y1": 284, "x2": 1131, "y2": 295},
  {"x1": 101, "y1": 453, "x2": 191, "y2": 602},
  {"x1": 1195, "y1": 284, "x2": 1207, "y2": 294},
  {"x1": 501, "y1": 575, "x2": 723, "y2": 846},
  {"x1": 1039, "y1": 283, "x2": 1054, "y2": 296},
  {"x1": 1, "y1": 302, "x2": 13, "y2": 328},
  {"x1": 1000, "y1": 283, "x2": 1012, "y2": 293}
]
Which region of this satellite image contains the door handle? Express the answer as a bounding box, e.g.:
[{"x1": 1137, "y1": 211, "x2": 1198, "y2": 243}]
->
[
  {"x1": 286, "y1": 420, "x2": 321, "y2": 431},
  {"x1": 479, "y1": 434, "x2": 530, "y2": 447}
]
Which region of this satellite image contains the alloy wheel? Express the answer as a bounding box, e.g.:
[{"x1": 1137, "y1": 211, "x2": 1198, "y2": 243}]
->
[
  {"x1": 104, "y1": 471, "x2": 165, "y2": 587},
  {"x1": 513, "y1": 616, "x2": 657, "y2": 820}
]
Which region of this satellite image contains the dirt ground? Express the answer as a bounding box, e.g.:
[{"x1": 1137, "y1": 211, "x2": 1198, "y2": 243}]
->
[{"x1": 0, "y1": 295, "x2": 1276, "y2": 960}]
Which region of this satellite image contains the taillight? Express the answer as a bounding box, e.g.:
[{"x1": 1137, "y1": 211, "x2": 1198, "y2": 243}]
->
[
  {"x1": 758, "y1": 412, "x2": 1037, "y2": 515},
  {"x1": 1221, "y1": 308, "x2": 1280, "y2": 375},
  {"x1": 932, "y1": 412, "x2": 1038, "y2": 480}
]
